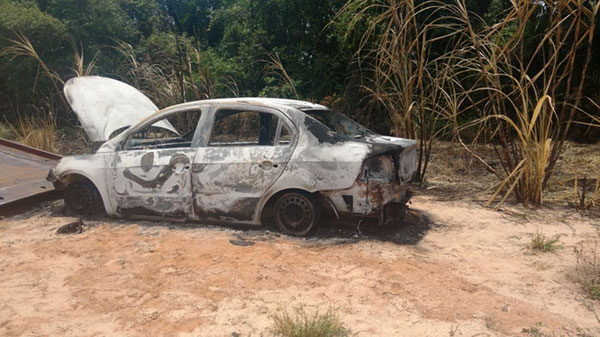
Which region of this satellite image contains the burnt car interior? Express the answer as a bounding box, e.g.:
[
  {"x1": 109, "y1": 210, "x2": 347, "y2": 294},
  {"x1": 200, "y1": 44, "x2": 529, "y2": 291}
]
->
[
  {"x1": 127, "y1": 110, "x2": 202, "y2": 150},
  {"x1": 304, "y1": 109, "x2": 373, "y2": 138},
  {"x1": 209, "y1": 109, "x2": 292, "y2": 146}
]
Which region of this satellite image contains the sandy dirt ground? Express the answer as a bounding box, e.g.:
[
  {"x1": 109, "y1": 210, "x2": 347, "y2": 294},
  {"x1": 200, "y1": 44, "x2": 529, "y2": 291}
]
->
[{"x1": 1, "y1": 195, "x2": 599, "y2": 337}]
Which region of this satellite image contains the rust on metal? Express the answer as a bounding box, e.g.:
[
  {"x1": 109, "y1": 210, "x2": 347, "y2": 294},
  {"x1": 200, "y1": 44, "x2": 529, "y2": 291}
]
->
[{"x1": 0, "y1": 138, "x2": 61, "y2": 206}]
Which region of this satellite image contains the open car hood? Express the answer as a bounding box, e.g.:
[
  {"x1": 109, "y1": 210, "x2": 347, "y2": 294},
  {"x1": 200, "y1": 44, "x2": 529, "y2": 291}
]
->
[{"x1": 64, "y1": 76, "x2": 177, "y2": 142}]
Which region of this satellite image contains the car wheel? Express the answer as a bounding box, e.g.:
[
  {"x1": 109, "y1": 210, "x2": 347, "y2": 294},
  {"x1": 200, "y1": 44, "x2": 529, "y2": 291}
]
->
[
  {"x1": 64, "y1": 180, "x2": 101, "y2": 216},
  {"x1": 274, "y1": 192, "x2": 319, "y2": 236}
]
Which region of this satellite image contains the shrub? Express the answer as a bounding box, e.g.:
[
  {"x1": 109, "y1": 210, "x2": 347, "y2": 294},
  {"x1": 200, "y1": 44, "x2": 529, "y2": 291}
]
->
[
  {"x1": 529, "y1": 230, "x2": 562, "y2": 253},
  {"x1": 271, "y1": 307, "x2": 351, "y2": 337},
  {"x1": 575, "y1": 236, "x2": 600, "y2": 300}
]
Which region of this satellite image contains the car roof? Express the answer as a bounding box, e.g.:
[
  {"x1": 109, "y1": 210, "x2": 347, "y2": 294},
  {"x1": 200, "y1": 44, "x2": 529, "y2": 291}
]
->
[
  {"x1": 189, "y1": 97, "x2": 328, "y2": 111},
  {"x1": 127, "y1": 97, "x2": 329, "y2": 138}
]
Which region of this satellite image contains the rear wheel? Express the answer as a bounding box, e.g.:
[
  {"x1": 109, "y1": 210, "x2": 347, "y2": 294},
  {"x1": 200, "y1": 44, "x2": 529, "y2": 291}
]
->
[
  {"x1": 274, "y1": 192, "x2": 319, "y2": 236},
  {"x1": 64, "y1": 180, "x2": 101, "y2": 216}
]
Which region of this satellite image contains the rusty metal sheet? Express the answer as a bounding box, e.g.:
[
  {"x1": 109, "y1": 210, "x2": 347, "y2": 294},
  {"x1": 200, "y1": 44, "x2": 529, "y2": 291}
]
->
[{"x1": 0, "y1": 139, "x2": 61, "y2": 206}]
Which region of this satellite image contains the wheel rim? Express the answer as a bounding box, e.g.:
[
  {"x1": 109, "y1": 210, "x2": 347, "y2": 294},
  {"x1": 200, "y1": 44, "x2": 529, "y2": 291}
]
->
[
  {"x1": 276, "y1": 194, "x2": 314, "y2": 234},
  {"x1": 66, "y1": 183, "x2": 95, "y2": 214}
]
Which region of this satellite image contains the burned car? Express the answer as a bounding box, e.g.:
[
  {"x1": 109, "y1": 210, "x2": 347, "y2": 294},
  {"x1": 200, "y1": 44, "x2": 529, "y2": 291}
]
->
[{"x1": 48, "y1": 76, "x2": 417, "y2": 236}]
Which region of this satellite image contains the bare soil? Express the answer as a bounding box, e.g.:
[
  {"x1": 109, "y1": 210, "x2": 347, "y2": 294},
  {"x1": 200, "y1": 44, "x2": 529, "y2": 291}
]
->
[{"x1": 1, "y1": 195, "x2": 599, "y2": 337}]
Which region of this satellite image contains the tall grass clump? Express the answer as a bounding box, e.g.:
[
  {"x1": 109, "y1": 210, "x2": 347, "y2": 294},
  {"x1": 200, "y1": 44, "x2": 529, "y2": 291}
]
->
[
  {"x1": 270, "y1": 307, "x2": 351, "y2": 337},
  {"x1": 334, "y1": 0, "x2": 464, "y2": 182},
  {"x1": 3, "y1": 29, "x2": 224, "y2": 152},
  {"x1": 334, "y1": 0, "x2": 599, "y2": 205},
  {"x1": 2, "y1": 32, "x2": 96, "y2": 151},
  {"x1": 6, "y1": 109, "x2": 56, "y2": 152},
  {"x1": 113, "y1": 37, "x2": 218, "y2": 108},
  {"x1": 457, "y1": 0, "x2": 599, "y2": 207},
  {"x1": 262, "y1": 51, "x2": 299, "y2": 99}
]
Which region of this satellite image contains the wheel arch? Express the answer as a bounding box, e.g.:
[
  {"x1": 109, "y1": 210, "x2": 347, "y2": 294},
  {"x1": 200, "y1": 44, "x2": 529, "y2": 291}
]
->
[
  {"x1": 259, "y1": 188, "x2": 321, "y2": 224},
  {"x1": 59, "y1": 171, "x2": 111, "y2": 213}
]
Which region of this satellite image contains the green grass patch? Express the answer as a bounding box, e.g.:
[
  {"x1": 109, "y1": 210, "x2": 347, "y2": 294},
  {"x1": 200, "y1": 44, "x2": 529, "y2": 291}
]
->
[
  {"x1": 271, "y1": 307, "x2": 351, "y2": 337},
  {"x1": 529, "y1": 229, "x2": 563, "y2": 253}
]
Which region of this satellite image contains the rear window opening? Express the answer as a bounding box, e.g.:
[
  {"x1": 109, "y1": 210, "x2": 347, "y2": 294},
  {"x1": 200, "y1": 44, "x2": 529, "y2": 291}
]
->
[{"x1": 304, "y1": 109, "x2": 374, "y2": 138}]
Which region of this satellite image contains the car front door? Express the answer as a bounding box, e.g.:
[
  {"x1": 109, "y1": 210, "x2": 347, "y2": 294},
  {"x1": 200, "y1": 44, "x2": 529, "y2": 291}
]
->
[
  {"x1": 109, "y1": 108, "x2": 203, "y2": 218},
  {"x1": 192, "y1": 106, "x2": 296, "y2": 223}
]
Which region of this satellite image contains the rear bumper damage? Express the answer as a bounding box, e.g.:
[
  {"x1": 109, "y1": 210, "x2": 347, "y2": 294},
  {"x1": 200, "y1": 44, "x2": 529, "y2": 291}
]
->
[{"x1": 322, "y1": 180, "x2": 412, "y2": 225}]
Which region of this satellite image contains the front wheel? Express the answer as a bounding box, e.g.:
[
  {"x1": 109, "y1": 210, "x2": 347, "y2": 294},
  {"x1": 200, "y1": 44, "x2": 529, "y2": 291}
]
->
[
  {"x1": 274, "y1": 192, "x2": 319, "y2": 236},
  {"x1": 64, "y1": 180, "x2": 102, "y2": 216}
]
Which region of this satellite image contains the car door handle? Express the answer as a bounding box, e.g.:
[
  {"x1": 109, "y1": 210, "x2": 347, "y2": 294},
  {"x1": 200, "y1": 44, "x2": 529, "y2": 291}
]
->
[
  {"x1": 171, "y1": 163, "x2": 191, "y2": 173},
  {"x1": 259, "y1": 161, "x2": 278, "y2": 170},
  {"x1": 170, "y1": 164, "x2": 190, "y2": 169}
]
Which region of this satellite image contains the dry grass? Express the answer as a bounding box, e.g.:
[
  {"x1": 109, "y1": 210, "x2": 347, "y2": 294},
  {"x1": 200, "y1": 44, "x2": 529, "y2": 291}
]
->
[
  {"x1": 112, "y1": 40, "x2": 181, "y2": 107},
  {"x1": 553, "y1": 143, "x2": 600, "y2": 210},
  {"x1": 569, "y1": 176, "x2": 600, "y2": 211},
  {"x1": 452, "y1": 0, "x2": 598, "y2": 208},
  {"x1": 575, "y1": 234, "x2": 600, "y2": 300},
  {"x1": 71, "y1": 40, "x2": 99, "y2": 77},
  {"x1": 54, "y1": 127, "x2": 91, "y2": 155},
  {"x1": 425, "y1": 141, "x2": 600, "y2": 212},
  {"x1": 270, "y1": 307, "x2": 351, "y2": 337},
  {"x1": 424, "y1": 141, "x2": 498, "y2": 198},
  {"x1": 6, "y1": 112, "x2": 56, "y2": 152},
  {"x1": 542, "y1": 142, "x2": 600, "y2": 208},
  {"x1": 334, "y1": 0, "x2": 459, "y2": 182},
  {"x1": 113, "y1": 39, "x2": 216, "y2": 108},
  {"x1": 0, "y1": 122, "x2": 13, "y2": 139},
  {"x1": 334, "y1": 0, "x2": 599, "y2": 205}
]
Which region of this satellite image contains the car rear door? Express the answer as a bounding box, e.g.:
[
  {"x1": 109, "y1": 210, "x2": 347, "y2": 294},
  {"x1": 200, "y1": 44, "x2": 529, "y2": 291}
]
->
[{"x1": 192, "y1": 106, "x2": 296, "y2": 223}]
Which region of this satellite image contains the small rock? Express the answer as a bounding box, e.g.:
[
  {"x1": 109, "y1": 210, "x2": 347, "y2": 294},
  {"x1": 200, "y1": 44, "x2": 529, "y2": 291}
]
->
[
  {"x1": 229, "y1": 239, "x2": 254, "y2": 247},
  {"x1": 56, "y1": 219, "x2": 83, "y2": 235}
]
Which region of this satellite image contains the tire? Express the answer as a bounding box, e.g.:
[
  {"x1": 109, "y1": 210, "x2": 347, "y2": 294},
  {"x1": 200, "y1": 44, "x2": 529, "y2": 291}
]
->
[
  {"x1": 64, "y1": 180, "x2": 101, "y2": 216},
  {"x1": 274, "y1": 192, "x2": 319, "y2": 236}
]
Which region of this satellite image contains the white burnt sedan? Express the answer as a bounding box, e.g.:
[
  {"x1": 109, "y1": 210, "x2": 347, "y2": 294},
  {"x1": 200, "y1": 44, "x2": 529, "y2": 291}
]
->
[{"x1": 48, "y1": 76, "x2": 417, "y2": 236}]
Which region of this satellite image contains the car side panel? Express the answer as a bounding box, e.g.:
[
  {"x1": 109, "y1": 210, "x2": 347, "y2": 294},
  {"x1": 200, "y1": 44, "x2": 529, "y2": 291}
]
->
[
  {"x1": 192, "y1": 146, "x2": 292, "y2": 223},
  {"x1": 191, "y1": 104, "x2": 297, "y2": 224}
]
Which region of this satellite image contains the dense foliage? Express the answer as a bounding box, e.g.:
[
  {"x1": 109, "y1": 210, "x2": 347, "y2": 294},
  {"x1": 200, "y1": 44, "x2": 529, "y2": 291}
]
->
[
  {"x1": 0, "y1": 0, "x2": 354, "y2": 120},
  {"x1": 1, "y1": 0, "x2": 598, "y2": 131}
]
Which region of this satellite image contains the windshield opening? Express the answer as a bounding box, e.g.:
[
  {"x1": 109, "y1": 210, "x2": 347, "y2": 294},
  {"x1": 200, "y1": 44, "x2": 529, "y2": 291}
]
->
[{"x1": 303, "y1": 109, "x2": 374, "y2": 138}]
